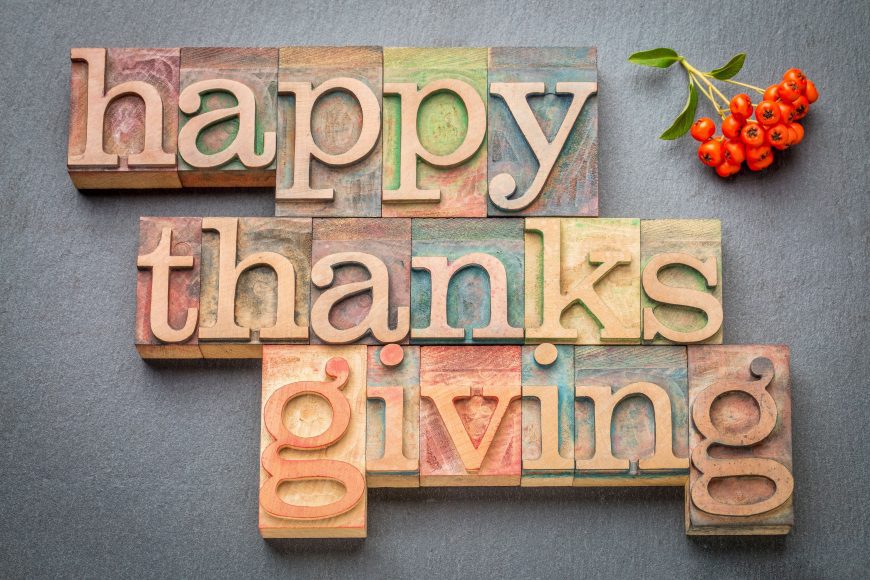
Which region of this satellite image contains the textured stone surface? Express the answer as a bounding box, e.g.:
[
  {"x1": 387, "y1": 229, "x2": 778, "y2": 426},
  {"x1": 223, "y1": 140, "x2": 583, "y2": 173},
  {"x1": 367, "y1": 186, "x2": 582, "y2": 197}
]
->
[{"x1": 1, "y1": 0, "x2": 868, "y2": 577}]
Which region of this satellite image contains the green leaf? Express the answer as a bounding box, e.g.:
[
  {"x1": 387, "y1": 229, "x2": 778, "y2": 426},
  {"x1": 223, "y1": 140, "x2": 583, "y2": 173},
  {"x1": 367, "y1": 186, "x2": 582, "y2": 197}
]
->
[
  {"x1": 628, "y1": 48, "x2": 681, "y2": 68},
  {"x1": 659, "y1": 81, "x2": 698, "y2": 140},
  {"x1": 709, "y1": 53, "x2": 746, "y2": 80}
]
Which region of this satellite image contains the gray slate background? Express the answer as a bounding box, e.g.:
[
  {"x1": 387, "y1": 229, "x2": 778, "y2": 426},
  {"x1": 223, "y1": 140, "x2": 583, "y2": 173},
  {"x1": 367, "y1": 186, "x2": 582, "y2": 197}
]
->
[{"x1": 1, "y1": 0, "x2": 868, "y2": 577}]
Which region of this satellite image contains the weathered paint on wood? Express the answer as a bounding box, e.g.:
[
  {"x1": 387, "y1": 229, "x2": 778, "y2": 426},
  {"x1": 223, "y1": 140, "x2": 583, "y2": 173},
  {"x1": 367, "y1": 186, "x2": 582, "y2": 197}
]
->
[
  {"x1": 276, "y1": 46, "x2": 382, "y2": 217},
  {"x1": 574, "y1": 346, "x2": 689, "y2": 486},
  {"x1": 487, "y1": 47, "x2": 598, "y2": 217},
  {"x1": 259, "y1": 345, "x2": 367, "y2": 538},
  {"x1": 366, "y1": 345, "x2": 420, "y2": 487},
  {"x1": 382, "y1": 48, "x2": 488, "y2": 218},
  {"x1": 411, "y1": 218, "x2": 524, "y2": 343},
  {"x1": 686, "y1": 345, "x2": 793, "y2": 535},
  {"x1": 521, "y1": 344, "x2": 575, "y2": 486}
]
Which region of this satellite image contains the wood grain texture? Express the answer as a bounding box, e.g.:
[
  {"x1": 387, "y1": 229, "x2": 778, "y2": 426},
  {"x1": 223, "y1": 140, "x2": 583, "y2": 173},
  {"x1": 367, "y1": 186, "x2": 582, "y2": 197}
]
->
[
  {"x1": 573, "y1": 346, "x2": 688, "y2": 486},
  {"x1": 525, "y1": 218, "x2": 641, "y2": 345},
  {"x1": 686, "y1": 345, "x2": 793, "y2": 535},
  {"x1": 177, "y1": 48, "x2": 278, "y2": 187},
  {"x1": 311, "y1": 218, "x2": 410, "y2": 344},
  {"x1": 366, "y1": 345, "x2": 420, "y2": 487},
  {"x1": 420, "y1": 346, "x2": 522, "y2": 486},
  {"x1": 198, "y1": 217, "x2": 311, "y2": 358},
  {"x1": 68, "y1": 48, "x2": 180, "y2": 189},
  {"x1": 411, "y1": 218, "x2": 524, "y2": 344},
  {"x1": 382, "y1": 48, "x2": 488, "y2": 217},
  {"x1": 487, "y1": 47, "x2": 598, "y2": 216},
  {"x1": 641, "y1": 219, "x2": 723, "y2": 344},
  {"x1": 521, "y1": 344, "x2": 574, "y2": 486},
  {"x1": 276, "y1": 46, "x2": 382, "y2": 217},
  {"x1": 135, "y1": 217, "x2": 201, "y2": 358},
  {"x1": 259, "y1": 345, "x2": 367, "y2": 538}
]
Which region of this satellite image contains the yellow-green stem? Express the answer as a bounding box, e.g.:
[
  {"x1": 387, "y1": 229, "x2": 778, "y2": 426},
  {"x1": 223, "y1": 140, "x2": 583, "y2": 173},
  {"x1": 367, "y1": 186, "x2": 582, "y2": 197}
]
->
[
  {"x1": 707, "y1": 75, "x2": 765, "y2": 94},
  {"x1": 690, "y1": 75, "x2": 726, "y2": 119}
]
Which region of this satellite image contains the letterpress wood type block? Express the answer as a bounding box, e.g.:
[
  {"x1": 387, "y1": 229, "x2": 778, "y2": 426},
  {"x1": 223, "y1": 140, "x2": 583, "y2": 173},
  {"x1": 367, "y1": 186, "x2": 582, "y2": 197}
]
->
[
  {"x1": 68, "y1": 48, "x2": 180, "y2": 189},
  {"x1": 198, "y1": 217, "x2": 311, "y2": 358},
  {"x1": 276, "y1": 46, "x2": 382, "y2": 217},
  {"x1": 641, "y1": 219, "x2": 723, "y2": 344},
  {"x1": 487, "y1": 47, "x2": 598, "y2": 216},
  {"x1": 177, "y1": 48, "x2": 278, "y2": 187},
  {"x1": 420, "y1": 346, "x2": 522, "y2": 486},
  {"x1": 382, "y1": 48, "x2": 488, "y2": 218},
  {"x1": 411, "y1": 218, "x2": 524, "y2": 344},
  {"x1": 686, "y1": 345, "x2": 793, "y2": 535},
  {"x1": 573, "y1": 346, "x2": 689, "y2": 486},
  {"x1": 259, "y1": 345, "x2": 367, "y2": 538},
  {"x1": 366, "y1": 345, "x2": 420, "y2": 487},
  {"x1": 525, "y1": 218, "x2": 640, "y2": 345},
  {"x1": 521, "y1": 344, "x2": 575, "y2": 486},
  {"x1": 311, "y1": 218, "x2": 410, "y2": 344},
  {"x1": 136, "y1": 217, "x2": 201, "y2": 358}
]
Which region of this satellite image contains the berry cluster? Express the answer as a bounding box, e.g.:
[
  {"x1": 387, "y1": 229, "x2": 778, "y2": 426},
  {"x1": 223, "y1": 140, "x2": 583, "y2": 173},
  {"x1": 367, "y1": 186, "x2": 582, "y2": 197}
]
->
[{"x1": 691, "y1": 69, "x2": 819, "y2": 177}]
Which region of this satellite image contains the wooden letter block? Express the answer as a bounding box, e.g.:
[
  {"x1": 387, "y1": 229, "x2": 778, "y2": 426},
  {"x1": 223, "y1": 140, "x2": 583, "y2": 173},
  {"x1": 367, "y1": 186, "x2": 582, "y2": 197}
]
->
[
  {"x1": 136, "y1": 217, "x2": 201, "y2": 358},
  {"x1": 521, "y1": 344, "x2": 575, "y2": 486},
  {"x1": 574, "y1": 346, "x2": 688, "y2": 486},
  {"x1": 525, "y1": 218, "x2": 640, "y2": 345},
  {"x1": 178, "y1": 48, "x2": 278, "y2": 187},
  {"x1": 366, "y1": 345, "x2": 420, "y2": 487},
  {"x1": 68, "y1": 48, "x2": 180, "y2": 189},
  {"x1": 198, "y1": 217, "x2": 310, "y2": 358},
  {"x1": 276, "y1": 47, "x2": 382, "y2": 217},
  {"x1": 420, "y1": 346, "x2": 522, "y2": 486},
  {"x1": 311, "y1": 218, "x2": 410, "y2": 344},
  {"x1": 488, "y1": 47, "x2": 598, "y2": 216},
  {"x1": 642, "y1": 219, "x2": 723, "y2": 344},
  {"x1": 259, "y1": 345, "x2": 367, "y2": 538},
  {"x1": 411, "y1": 219, "x2": 524, "y2": 344},
  {"x1": 382, "y1": 48, "x2": 488, "y2": 217},
  {"x1": 686, "y1": 345, "x2": 793, "y2": 535}
]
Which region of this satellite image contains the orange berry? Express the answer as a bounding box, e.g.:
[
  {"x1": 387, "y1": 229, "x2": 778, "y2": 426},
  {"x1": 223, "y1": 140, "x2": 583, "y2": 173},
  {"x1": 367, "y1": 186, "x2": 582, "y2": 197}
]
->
[
  {"x1": 740, "y1": 121, "x2": 765, "y2": 147},
  {"x1": 747, "y1": 151, "x2": 774, "y2": 171},
  {"x1": 698, "y1": 140, "x2": 725, "y2": 167},
  {"x1": 783, "y1": 68, "x2": 808, "y2": 92},
  {"x1": 789, "y1": 122, "x2": 804, "y2": 145},
  {"x1": 755, "y1": 101, "x2": 781, "y2": 126},
  {"x1": 763, "y1": 84, "x2": 780, "y2": 102},
  {"x1": 716, "y1": 161, "x2": 741, "y2": 178},
  {"x1": 724, "y1": 140, "x2": 746, "y2": 164},
  {"x1": 777, "y1": 101, "x2": 796, "y2": 124},
  {"x1": 747, "y1": 144, "x2": 772, "y2": 164},
  {"x1": 792, "y1": 96, "x2": 810, "y2": 120},
  {"x1": 730, "y1": 93, "x2": 753, "y2": 118},
  {"x1": 690, "y1": 117, "x2": 716, "y2": 141},
  {"x1": 766, "y1": 124, "x2": 791, "y2": 150},
  {"x1": 721, "y1": 115, "x2": 744, "y2": 139},
  {"x1": 779, "y1": 80, "x2": 801, "y2": 102},
  {"x1": 805, "y1": 80, "x2": 819, "y2": 103}
]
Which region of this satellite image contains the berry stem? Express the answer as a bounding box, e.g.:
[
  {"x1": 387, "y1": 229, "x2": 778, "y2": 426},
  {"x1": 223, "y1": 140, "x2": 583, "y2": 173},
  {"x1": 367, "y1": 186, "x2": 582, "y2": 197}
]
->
[
  {"x1": 680, "y1": 60, "x2": 731, "y2": 109},
  {"x1": 705, "y1": 75, "x2": 765, "y2": 94},
  {"x1": 690, "y1": 75, "x2": 726, "y2": 119}
]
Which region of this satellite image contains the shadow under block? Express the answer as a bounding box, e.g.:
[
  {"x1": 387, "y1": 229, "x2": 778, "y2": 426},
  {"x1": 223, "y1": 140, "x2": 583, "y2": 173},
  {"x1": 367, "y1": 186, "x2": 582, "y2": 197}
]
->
[
  {"x1": 259, "y1": 345, "x2": 367, "y2": 538},
  {"x1": 178, "y1": 48, "x2": 278, "y2": 187},
  {"x1": 420, "y1": 346, "x2": 522, "y2": 486},
  {"x1": 573, "y1": 346, "x2": 688, "y2": 486},
  {"x1": 68, "y1": 48, "x2": 181, "y2": 189},
  {"x1": 641, "y1": 219, "x2": 723, "y2": 344},
  {"x1": 311, "y1": 218, "x2": 410, "y2": 344},
  {"x1": 382, "y1": 48, "x2": 488, "y2": 218},
  {"x1": 366, "y1": 345, "x2": 420, "y2": 486},
  {"x1": 276, "y1": 46, "x2": 382, "y2": 217},
  {"x1": 686, "y1": 345, "x2": 793, "y2": 535},
  {"x1": 198, "y1": 217, "x2": 311, "y2": 358},
  {"x1": 136, "y1": 217, "x2": 201, "y2": 358},
  {"x1": 521, "y1": 344, "x2": 575, "y2": 486},
  {"x1": 487, "y1": 47, "x2": 598, "y2": 217},
  {"x1": 525, "y1": 218, "x2": 641, "y2": 345},
  {"x1": 411, "y1": 219, "x2": 524, "y2": 344}
]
